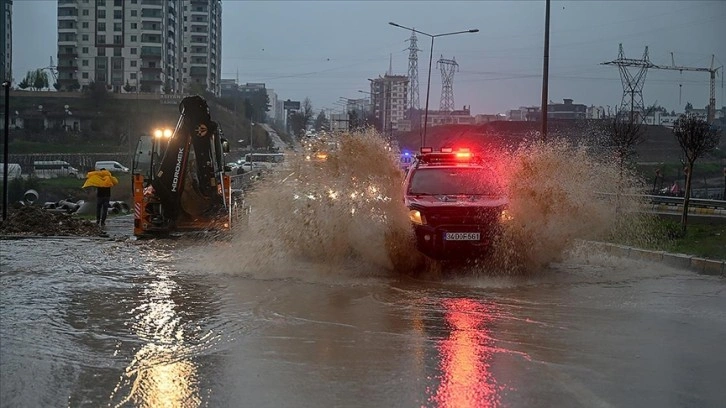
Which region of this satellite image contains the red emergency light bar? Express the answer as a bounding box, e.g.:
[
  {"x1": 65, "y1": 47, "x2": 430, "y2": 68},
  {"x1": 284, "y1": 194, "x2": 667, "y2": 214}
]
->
[{"x1": 416, "y1": 147, "x2": 478, "y2": 165}]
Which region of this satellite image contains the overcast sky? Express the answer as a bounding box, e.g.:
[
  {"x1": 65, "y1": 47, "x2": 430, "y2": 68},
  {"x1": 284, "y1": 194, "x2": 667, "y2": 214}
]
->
[{"x1": 11, "y1": 0, "x2": 726, "y2": 115}]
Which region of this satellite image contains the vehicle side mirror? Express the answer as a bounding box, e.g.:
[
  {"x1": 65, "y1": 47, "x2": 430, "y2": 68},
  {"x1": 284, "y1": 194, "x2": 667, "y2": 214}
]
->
[{"x1": 221, "y1": 138, "x2": 230, "y2": 153}]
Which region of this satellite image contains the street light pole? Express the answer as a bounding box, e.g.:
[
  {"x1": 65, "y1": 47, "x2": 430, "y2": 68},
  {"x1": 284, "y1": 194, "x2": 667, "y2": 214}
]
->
[
  {"x1": 423, "y1": 35, "x2": 434, "y2": 148},
  {"x1": 2, "y1": 81, "x2": 9, "y2": 221},
  {"x1": 540, "y1": 0, "x2": 551, "y2": 141},
  {"x1": 389, "y1": 22, "x2": 478, "y2": 148}
]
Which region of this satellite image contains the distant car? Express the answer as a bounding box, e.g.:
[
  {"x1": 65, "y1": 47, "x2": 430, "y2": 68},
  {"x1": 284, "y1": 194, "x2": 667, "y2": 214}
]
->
[
  {"x1": 95, "y1": 161, "x2": 130, "y2": 173},
  {"x1": 33, "y1": 160, "x2": 80, "y2": 179},
  {"x1": 403, "y1": 147, "x2": 510, "y2": 260}
]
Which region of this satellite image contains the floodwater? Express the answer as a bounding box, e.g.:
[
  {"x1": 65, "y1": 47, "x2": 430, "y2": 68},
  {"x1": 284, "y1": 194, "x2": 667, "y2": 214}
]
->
[
  {"x1": 2, "y1": 231, "x2": 725, "y2": 408},
  {"x1": 3, "y1": 131, "x2": 725, "y2": 407}
]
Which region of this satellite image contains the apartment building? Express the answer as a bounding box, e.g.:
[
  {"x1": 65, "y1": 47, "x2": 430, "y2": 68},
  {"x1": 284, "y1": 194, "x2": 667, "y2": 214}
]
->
[
  {"x1": 56, "y1": 0, "x2": 221, "y2": 95},
  {"x1": 1, "y1": 0, "x2": 11, "y2": 82},
  {"x1": 181, "y1": 0, "x2": 221, "y2": 96},
  {"x1": 370, "y1": 74, "x2": 408, "y2": 135}
]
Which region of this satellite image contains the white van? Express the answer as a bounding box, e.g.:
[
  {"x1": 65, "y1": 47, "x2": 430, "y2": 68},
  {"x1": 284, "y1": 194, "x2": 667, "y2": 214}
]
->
[
  {"x1": 33, "y1": 161, "x2": 80, "y2": 178},
  {"x1": 95, "y1": 161, "x2": 130, "y2": 173}
]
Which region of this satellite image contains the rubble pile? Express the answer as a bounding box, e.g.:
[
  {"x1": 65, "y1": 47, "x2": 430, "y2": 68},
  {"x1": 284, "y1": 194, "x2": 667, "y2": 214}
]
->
[{"x1": 0, "y1": 206, "x2": 104, "y2": 237}]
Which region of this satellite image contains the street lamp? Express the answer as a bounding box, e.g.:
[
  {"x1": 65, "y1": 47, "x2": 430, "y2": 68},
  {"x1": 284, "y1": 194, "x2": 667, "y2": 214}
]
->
[{"x1": 388, "y1": 22, "x2": 478, "y2": 148}]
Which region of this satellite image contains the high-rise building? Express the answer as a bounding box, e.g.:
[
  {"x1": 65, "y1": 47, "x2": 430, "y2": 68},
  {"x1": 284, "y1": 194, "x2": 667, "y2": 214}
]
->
[
  {"x1": 267, "y1": 88, "x2": 278, "y2": 123},
  {"x1": 56, "y1": 0, "x2": 221, "y2": 95},
  {"x1": 181, "y1": 0, "x2": 221, "y2": 96},
  {"x1": 370, "y1": 74, "x2": 408, "y2": 136},
  {"x1": 1, "y1": 0, "x2": 11, "y2": 82}
]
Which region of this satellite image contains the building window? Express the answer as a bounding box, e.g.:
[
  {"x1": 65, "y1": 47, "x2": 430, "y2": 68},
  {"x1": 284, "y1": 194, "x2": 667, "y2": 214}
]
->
[
  {"x1": 114, "y1": 23, "x2": 122, "y2": 31},
  {"x1": 82, "y1": 9, "x2": 89, "y2": 16},
  {"x1": 82, "y1": 72, "x2": 89, "y2": 79},
  {"x1": 97, "y1": 9, "x2": 106, "y2": 18},
  {"x1": 82, "y1": 47, "x2": 89, "y2": 53},
  {"x1": 97, "y1": 35, "x2": 106, "y2": 44},
  {"x1": 130, "y1": 48, "x2": 137, "y2": 54},
  {"x1": 82, "y1": 34, "x2": 89, "y2": 41},
  {"x1": 130, "y1": 35, "x2": 137, "y2": 42},
  {"x1": 130, "y1": 60, "x2": 137, "y2": 67},
  {"x1": 98, "y1": 47, "x2": 106, "y2": 56},
  {"x1": 82, "y1": 60, "x2": 89, "y2": 66},
  {"x1": 82, "y1": 22, "x2": 89, "y2": 28},
  {"x1": 113, "y1": 48, "x2": 121, "y2": 57},
  {"x1": 113, "y1": 10, "x2": 122, "y2": 19},
  {"x1": 114, "y1": 0, "x2": 122, "y2": 6},
  {"x1": 130, "y1": 23, "x2": 137, "y2": 29},
  {"x1": 131, "y1": 10, "x2": 137, "y2": 17},
  {"x1": 97, "y1": 22, "x2": 106, "y2": 32}
]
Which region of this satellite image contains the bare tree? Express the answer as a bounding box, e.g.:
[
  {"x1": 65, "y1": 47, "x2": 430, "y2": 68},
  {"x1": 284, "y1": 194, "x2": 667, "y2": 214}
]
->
[
  {"x1": 672, "y1": 114, "x2": 721, "y2": 233},
  {"x1": 605, "y1": 115, "x2": 648, "y2": 178}
]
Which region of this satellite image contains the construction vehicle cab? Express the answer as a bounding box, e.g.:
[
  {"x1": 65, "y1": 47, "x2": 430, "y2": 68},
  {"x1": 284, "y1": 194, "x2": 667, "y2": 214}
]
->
[{"x1": 132, "y1": 95, "x2": 232, "y2": 236}]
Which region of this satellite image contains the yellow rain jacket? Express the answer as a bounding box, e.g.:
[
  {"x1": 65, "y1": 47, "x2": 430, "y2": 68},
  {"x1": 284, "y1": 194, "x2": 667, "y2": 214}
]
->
[{"x1": 82, "y1": 169, "x2": 119, "y2": 189}]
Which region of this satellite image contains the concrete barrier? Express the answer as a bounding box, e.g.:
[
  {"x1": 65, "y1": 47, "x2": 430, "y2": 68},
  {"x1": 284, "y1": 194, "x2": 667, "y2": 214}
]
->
[{"x1": 585, "y1": 240, "x2": 725, "y2": 277}]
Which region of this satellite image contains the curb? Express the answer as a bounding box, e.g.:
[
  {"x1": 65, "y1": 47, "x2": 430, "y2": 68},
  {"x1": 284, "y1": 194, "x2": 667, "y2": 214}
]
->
[{"x1": 585, "y1": 241, "x2": 725, "y2": 277}]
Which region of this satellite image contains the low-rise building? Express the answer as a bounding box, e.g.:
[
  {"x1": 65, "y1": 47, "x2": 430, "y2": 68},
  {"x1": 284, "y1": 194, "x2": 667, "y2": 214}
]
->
[
  {"x1": 424, "y1": 106, "x2": 474, "y2": 127},
  {"x1": 548, "y1": 98, "x2": 586, "y2": 120},
  {"x1": 475, "y1": 114, "x2": 506, "y2": 124}
]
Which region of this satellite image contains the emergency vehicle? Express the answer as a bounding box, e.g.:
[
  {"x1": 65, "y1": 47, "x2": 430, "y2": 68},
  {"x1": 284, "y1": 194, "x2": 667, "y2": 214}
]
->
[{"x1": 403, "y1": 147, "x2": 510, "y2": 259}]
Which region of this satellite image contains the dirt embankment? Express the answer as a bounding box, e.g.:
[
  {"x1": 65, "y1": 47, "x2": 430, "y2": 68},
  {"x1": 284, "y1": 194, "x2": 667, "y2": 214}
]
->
[{"x1": 0, "y1": 206, "x2": 104, "y2": 237}]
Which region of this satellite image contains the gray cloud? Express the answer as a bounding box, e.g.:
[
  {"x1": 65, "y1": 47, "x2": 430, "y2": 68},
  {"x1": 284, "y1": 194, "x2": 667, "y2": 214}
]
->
[{"x1": 12, "y1": 0, "x2": 726, "y2": 114}]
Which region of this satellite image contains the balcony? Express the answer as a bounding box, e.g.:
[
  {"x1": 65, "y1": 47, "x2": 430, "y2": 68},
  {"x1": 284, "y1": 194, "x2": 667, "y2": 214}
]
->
[
  {"x1": 189, "y1": 66, "x2": 207, "y2": 77},
  {"x1": 140, "y1": 65, "x2": 163, "y2": 72},
  {"x1": 58, "y1": 49, "x2": 79, "y2": 58},
  {"x1": 57, "y1": 64, "x2": 78, "y2": 72},
  {"x1": 140, "y1": 46, "x2": 162, "y2": 58},
  {"x1": 141, "y1": 77, "x2": 163, "y2": 85}
]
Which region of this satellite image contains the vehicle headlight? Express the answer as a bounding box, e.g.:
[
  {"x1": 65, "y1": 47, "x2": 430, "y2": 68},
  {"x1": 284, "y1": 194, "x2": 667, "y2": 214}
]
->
[
  {"x1": 409, "y1": 209, "x2": 426, "y2": 225},
  {"x1": 500, "y1": 209, "x2": 513, "y2": 222}
]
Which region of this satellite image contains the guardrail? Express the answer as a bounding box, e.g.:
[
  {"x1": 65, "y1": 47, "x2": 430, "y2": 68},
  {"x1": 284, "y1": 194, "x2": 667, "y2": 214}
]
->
[
  {"x1": 645, "y1": 194, "x2": 726, "y2": 209},
  {"x1": 598, "y1": 192, "x2": 726, "y2": 217}
]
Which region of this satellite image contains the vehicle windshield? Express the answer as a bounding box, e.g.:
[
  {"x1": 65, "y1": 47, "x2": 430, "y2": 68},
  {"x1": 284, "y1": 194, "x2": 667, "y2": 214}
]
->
[{"x1": 408, "y1": 167, "x2": 503, "y2": 196}]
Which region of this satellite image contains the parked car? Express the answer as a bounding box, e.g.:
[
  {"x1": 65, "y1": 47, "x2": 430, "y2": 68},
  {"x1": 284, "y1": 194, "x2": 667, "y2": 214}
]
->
[{"x1": 94, "y1": 161, "x2": 130, "y2": 173}]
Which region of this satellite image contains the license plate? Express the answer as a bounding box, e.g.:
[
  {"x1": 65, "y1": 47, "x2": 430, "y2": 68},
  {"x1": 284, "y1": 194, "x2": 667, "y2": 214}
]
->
[{"x1": 444, "y1": 232, "x2": 480, "y2": 241}]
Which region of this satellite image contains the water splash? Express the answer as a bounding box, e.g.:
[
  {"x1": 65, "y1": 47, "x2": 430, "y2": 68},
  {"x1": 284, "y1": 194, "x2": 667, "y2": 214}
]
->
[
  {"x1": 220, "y1": 129, "x2": 421, "y2": 278},
  {"x1": 487, "y1": 138, "x2": 650, "y2": 274},
  {"x1": 215, "y1": 130, "x2": 653, "y2": 278}
]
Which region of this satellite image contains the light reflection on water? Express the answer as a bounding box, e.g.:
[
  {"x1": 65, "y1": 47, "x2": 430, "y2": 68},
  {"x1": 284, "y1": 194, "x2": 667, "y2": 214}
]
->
[
  {"x1": 427, "y1": 298, "x2": 503, "y2": 408},
  {"x1": 109, "y1": 254, "x2": 201, "y2": 408}
]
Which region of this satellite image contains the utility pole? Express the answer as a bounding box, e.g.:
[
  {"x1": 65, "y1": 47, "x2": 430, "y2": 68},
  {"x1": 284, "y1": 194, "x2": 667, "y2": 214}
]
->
[
  {"x1": 406, "y1": 30, "x2": 420, "y2": 112},
  {"x1": 438, "y1": 56, "x2": 458, "y2": 113},
  {"x1": 601, "y1": 44, "x2": 652, "y2": 124},
  {"x1": 540, "y1": 0, "x2": 550, "y2": 141},
  {"x1": 2, "y1": 81, "x2": 9, "y2": 221}
]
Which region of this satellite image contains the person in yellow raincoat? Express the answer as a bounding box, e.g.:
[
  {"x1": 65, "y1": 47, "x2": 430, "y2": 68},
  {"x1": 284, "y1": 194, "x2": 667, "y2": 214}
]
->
[{"x1": 82, "y1": 168, "x2": 119, "y2": 226}]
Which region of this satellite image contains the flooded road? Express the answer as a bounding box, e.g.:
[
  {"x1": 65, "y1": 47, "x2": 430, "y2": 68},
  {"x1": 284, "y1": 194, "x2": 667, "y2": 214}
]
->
[{"x1": 1, "y1": 234, "x2": 725, "y2": 408}]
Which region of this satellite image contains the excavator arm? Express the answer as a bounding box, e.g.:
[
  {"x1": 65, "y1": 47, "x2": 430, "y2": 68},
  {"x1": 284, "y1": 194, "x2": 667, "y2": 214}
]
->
[{"x1": 134, "y1": 95, "x2": 231, "y2": 235}]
